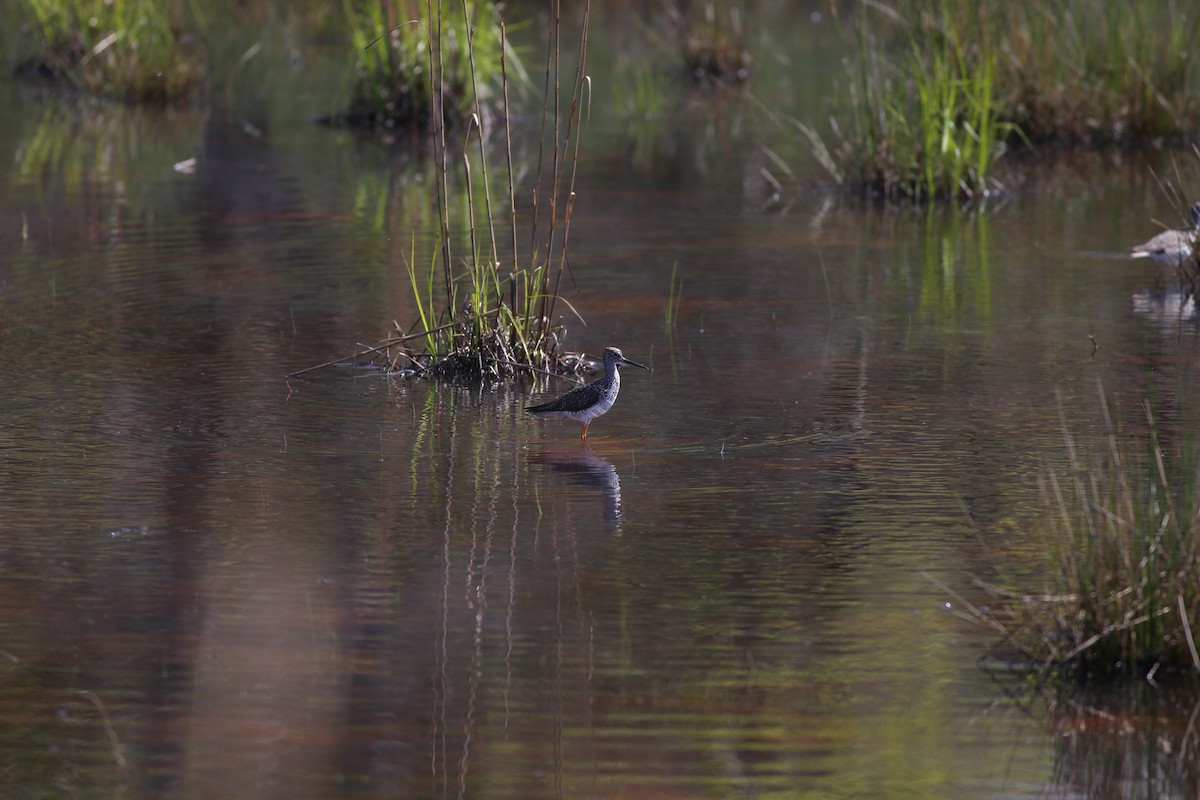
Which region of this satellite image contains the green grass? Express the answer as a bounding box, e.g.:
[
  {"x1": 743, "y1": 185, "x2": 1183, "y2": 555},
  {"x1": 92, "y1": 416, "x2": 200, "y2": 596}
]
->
[
  {"x1": 980, "y1": 0, "x2": 1198, "y2": 145},
  {"x1": 409, "y1": 1, "x2": 591, "y2": 380},
  {"x1": 804, "y1": 0, "x2": 1199, "y2": 202},
  {"x1": 336, "y1": 0, "x2": 521, "y2": 132},
  {"x1": 802, "y1": 4, "x2": 1013, "y2": 201},
  {"x1": 295, "y1": 2, "x2": 594, "y2": 383},
  {"x1": 983, "y1": 398, "x2": 1200, "y2": 679},
  {"x1": 14, "y1": 0, "x2": 203, "y2": 103}
]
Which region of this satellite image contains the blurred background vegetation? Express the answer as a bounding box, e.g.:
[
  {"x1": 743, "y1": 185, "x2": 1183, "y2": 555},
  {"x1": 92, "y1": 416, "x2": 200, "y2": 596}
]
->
[{"x1": 7, "y1": 0, "x2": 1199, "y2": 202}]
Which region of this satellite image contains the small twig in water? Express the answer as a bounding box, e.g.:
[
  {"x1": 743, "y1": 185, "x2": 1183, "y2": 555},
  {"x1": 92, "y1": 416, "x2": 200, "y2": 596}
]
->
[
  {"x1": 74, "y1": 690, "x2": 128, "y2": 769},
  {"x1": 1179, "y1": 594, "x2": 1200, "y2": 673}
]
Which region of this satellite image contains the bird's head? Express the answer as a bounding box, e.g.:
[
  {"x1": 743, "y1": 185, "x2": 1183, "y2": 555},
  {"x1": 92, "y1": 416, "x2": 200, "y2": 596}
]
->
[{"x1": 603, "y1": 346, "x2": 649, "y2": 371}]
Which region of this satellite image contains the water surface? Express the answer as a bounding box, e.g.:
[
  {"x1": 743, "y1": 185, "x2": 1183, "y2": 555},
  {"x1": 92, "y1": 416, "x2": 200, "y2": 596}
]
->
[{"x1": 1, "y1": 6, "x2": 1199, "y2": 798}]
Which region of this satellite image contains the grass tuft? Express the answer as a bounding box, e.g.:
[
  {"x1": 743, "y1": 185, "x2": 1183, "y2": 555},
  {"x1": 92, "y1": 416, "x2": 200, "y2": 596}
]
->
[
  {"x1": 14, "y1": 0, "x2": 204, "y2": 104},
  {"x1": 396, "y1": 1, "x2": 592, "y2": 381},
  {"x1": 330, "y1": 0, "x2": 522, "y2": 132},
  {"x1": 803, "y1": 4, "x2": 1014, "y2": 201},
  {"x1": 984, "y1": 395, "x2": 1200, "y2": 679},
  {"x1": 804, "y1": 1, "x2": 1200, "y2": 202},
  {"x1": 678, "y1": 1, "x2": 750, "y2": 84},
  {"x1": 296, "y1": 2, "x2": 593, "y2": 383},
  {"x1": 988, "y1": 1, "x2": 1198, "y2": 146}
]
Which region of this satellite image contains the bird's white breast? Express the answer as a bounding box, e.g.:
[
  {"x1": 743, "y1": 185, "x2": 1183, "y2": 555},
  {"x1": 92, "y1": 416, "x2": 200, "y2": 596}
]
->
[{"x1": 582, "y1": 370, "x2": 619, "y2": 422}]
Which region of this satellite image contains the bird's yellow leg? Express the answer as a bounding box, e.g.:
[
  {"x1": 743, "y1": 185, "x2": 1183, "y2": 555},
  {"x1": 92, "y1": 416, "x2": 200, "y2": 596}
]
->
[{"x1": 580, "y1": 423, "x2": 590, "y2": 442}]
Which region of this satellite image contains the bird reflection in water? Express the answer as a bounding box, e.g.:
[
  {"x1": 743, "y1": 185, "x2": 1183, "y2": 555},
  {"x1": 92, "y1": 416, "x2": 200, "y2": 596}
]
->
[
  {"x1": 1131, "y1": 287, "x2": 1197, "y2": 326},
  {"x1": 527, "y1": 446, "x2": 624, "y2": 525}
]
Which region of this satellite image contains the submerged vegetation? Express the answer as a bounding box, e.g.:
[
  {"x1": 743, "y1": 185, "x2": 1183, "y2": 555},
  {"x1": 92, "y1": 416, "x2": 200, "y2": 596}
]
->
[
  {"x1": 13, "y1": 0, "x2": 204, "y2": 103},
  {"x1": 980, "y1": 398, "x2": 1200, "y2": 679},
  {"x1": 805, "y1": 0, "x2": 1200, "y2": 201}
]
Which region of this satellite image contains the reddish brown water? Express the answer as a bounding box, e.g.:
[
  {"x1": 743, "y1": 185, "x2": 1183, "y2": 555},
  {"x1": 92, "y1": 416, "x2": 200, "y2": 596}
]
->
[{"x1": 2, "y1": 5, "x2": 1200, "y2": 798}]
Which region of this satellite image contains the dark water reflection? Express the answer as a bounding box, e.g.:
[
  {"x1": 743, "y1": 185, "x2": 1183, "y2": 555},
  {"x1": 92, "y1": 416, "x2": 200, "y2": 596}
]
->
[
  {"x1": 1049, "y1": 682, "x2": 1200, "y2": 800},
  {"x1": 527, "y1": 446, "x2": 624, "y2": 524},
  {"x1": 4, "y1": 8, "x2": 1200, "y2": 798}
]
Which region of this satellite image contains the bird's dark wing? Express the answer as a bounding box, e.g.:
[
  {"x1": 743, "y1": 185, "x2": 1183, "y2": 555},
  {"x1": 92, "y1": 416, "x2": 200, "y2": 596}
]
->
[{"x1": 526, "y1": 383, "x2": 602, "y2": 414}]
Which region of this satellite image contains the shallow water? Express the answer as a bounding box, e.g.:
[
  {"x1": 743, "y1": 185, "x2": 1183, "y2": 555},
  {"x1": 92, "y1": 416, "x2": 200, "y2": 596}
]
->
[{"x1": 2, "y1": 5, "x2": 1200, "y2": 798}]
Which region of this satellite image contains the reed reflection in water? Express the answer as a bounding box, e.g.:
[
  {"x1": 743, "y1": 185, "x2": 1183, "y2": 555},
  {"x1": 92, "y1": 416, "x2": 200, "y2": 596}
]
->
[{"x1": 307, "y1": 388, "x2": 637, "y2": 797}]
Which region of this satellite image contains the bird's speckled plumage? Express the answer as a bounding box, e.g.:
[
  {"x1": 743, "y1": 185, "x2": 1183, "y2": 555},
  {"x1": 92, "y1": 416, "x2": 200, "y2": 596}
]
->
[
  {"x1": 1130, "y1": 202, "x2": 1200, "y2": 265},
  {"x1": 526, "y1": 347, "x2": 649, "y2": 441}
]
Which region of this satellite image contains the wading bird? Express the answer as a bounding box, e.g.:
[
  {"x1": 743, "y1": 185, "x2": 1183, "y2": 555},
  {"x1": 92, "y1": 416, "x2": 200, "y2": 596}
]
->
[
  {"x1": 1130, "y1": 202, "x2": 1200, "y2": 265},
  {"x1": 525, "y1": 347, "x2": 649, "y2": 442}
]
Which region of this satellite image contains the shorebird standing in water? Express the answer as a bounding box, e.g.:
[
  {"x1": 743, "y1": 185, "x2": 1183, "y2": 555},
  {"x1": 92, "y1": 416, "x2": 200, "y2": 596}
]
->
[
  {"x1": 525, "y1": 347, "x2": 649, "y2": 442},
  {"x1": 1130, "y1": 202, "x2": 1200, "y2": 266}
]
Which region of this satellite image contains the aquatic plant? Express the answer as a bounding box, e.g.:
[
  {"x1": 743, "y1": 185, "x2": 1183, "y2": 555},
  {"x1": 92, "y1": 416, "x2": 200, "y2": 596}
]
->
[
  {"x1": 982, "y1": 396, "x2": 1200, "y2": 679},
  {"x1": 297, "y1": 0, "x2": 593, "y2": 382},
  {"x1": 676, "y1": 0, "x2": 750, "y2": 83},
  {"x1": 974, "y1": 0, "x2": 1198, "y2": 146},
  {"x1": 13, "y1": 0, "x2": 204, "y2": 103},
  {"x1": 803, "y1": 4, "x2": 1014, "y2": 201},
  {"x1": 334, "y1": 0, "x2": 519, "y2": 131},
  {"x1": 404, "y1": 0, "x2": 590, "y2": 381},
  {"x1": 804, "y1": 1, "x2": 1199, "y2": 201}
]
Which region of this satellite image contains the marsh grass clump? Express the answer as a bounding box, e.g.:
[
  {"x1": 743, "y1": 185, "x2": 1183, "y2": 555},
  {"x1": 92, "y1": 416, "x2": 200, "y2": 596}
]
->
[
  {"x1": 390, "y1": 0, "x2": 591, "y2": 382},
  {"x1": 679, "y1": 1, "x2": 751, "y2": 84},
  {"x1": 333, "y1": 0, "x2": 515, "y2": 132},
  {"x1": 982, "y1": 1, "x2": 1199, "y2": 146},
  {"x1": 802, "y1": 5, "x2": 1014, "y2": 201},
  {"x1": 394, "y1": 217, "x2": 581, "y2": 383},
  {"x1": 986, "y1": 398, "x2": 1200, "y2": 679},
  {"x1": 297, "y1": 2, "x2": 593, "y2": 383},
  {"x1": 14, "y1": 0, "x2": 203, "y2": 103},
  {"x1": 806, "y1": 1, "x2": 1200, "y2": 202}
]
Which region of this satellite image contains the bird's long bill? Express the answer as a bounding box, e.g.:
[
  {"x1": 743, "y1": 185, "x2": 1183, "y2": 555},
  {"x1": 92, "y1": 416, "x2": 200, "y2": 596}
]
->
[{"x1": 621, "y1": 356, "x2": 650, "y2": 371}]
